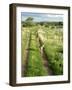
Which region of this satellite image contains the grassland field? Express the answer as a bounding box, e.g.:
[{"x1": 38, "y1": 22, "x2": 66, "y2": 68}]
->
[{"x1": 21, "y1": 25, "x2": 63, "y2": 77}]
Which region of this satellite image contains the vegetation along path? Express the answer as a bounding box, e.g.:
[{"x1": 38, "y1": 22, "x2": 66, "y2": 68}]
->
[{"x1": 39, "y1": 43, "x2": 53, "y2": 75}]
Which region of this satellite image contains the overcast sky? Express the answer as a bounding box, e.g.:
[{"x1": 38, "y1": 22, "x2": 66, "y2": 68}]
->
[{"x1": 21, "y1": 12, "x2": 63, "y2": 22}]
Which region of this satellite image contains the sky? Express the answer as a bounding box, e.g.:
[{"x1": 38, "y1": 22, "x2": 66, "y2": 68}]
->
[{"x1": 21, "y1": 12, "x2": 63, "y2": 22}]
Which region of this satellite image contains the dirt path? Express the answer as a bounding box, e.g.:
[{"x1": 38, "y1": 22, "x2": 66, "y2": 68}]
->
[
  {"x1": 22, "y1": 34, "x2": 53, "y2": 76},
  {"x1": 39, "y1": 42, "x2": 53, "y2": 75},
  {"x1": 41, "y1": 48, "x2": 53, "y2": 75}
]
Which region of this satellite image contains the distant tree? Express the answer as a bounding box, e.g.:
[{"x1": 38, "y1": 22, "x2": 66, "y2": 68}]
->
[
  {"x1": 58, "y1": 22, "x2": 63, "y2": 26},
  {"x1": 25, "y1": 17, "x2": 33, "y2": 22},
  {"x1": 22, "y1": 17, "x2": 35, "y2": 27}
]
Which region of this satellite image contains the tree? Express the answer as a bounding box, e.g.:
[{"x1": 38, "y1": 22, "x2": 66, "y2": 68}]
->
[
  {"x1": 23, "y1": 17, "x2": 35, "y2": 27},
  {"x1": 25, "y1": 17, "x2": 33, "y2": 22}
]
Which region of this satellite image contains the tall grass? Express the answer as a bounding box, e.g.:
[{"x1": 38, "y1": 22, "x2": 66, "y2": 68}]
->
[
  {"x1": 38, "y1": 26, "x2": 63, "y2": 75},
  {"x1": 25, "y1": 28, "x2": 48, "y2": 76}
]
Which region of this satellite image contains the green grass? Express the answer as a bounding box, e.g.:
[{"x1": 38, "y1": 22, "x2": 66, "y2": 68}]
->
[
  {"x1": 25, "y1": 30, "x2": 48, "y2": 76},
  {"x1": 38, "y1": 26, "x2": 63, "y2": 75},
  {"x1": 21, "y1": 25, "x2": 63, "y2": 76},
  {"x1": 44, "y1": 44, "x2": 63, "y2": 75},
  {"x1": 21, "y1": 28, "x2": 30, "y2": 65}
]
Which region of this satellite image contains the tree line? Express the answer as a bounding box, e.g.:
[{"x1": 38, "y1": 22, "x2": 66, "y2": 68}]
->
[{"x1": 22, "y1": 17, "x2": 63, "y2": 27}]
